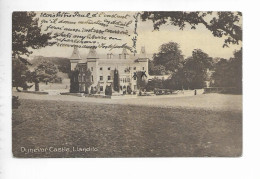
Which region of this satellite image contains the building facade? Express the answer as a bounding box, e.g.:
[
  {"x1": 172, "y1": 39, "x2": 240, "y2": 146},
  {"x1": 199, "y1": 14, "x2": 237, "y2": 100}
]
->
[{"x1": 70, "y1": 47, "x2": 150, "y2": 94}]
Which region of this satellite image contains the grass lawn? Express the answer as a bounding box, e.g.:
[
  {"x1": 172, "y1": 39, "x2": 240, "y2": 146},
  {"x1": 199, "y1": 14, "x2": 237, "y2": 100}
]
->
[{"x1": 12, "y1": 98, "x2": 242, "y2": 157}]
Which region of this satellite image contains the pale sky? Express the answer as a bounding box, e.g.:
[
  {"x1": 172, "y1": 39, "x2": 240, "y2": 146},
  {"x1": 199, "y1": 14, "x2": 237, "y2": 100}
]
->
[{"x1": 30, "y1": 11, "x2": 242, "y2": 59}]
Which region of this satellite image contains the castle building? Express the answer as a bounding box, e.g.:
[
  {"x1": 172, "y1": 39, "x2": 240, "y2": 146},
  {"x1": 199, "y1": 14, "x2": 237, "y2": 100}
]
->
[{"x1": 70, "y1": 47, "x2": 150, "y2": 94}]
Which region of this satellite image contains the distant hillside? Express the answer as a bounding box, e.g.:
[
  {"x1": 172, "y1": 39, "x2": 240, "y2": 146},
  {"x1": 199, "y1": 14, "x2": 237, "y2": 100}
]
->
[{"x1": 30, "y1": 56, "x2": 71, "y2": 74}]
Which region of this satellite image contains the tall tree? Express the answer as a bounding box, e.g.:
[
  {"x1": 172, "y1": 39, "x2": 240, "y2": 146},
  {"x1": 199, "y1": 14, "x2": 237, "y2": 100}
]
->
[
  {"x1": 12, "y1": 58, "x2": 32, "y2": 91},
  {"x1": 212, "y1": 48, "x2": 242, "y2": 93},
  {"x1": 12, "y1": 12, "x2": 52, "y2": 91},
  {"x1": 183, "y1": 49, "x2": 213, "y2": 89},
  {"x1": 231, "y1": 48, "x2": 242, "y2": 93},
  {"x1": 153, "y1": 42, "x2": 184, "y2": 72},
  {"x1": 32, "y1": 61, "x2": 59, "y2": 91},
  {"x1": 148, "y1": 60, "x2": 167, "y2": 75},
  {"x1": 113, "y1": 69, "x2": 120, "y2": 92},
  {"x1": 141, "y1": 11, "x2": 242, "y2": 47},
  {"x1": 212, "y1": 58, "x2": 231, "y2": 87},
  {"x1": 12, "y1": 12, "x2": 52, "y2": 58}
]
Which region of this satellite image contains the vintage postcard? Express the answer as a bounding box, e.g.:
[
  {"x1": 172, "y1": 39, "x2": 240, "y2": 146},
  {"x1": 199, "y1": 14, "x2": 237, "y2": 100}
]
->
[{"x1": 12, "y1": 11, "x2": 242, "y2": 158}]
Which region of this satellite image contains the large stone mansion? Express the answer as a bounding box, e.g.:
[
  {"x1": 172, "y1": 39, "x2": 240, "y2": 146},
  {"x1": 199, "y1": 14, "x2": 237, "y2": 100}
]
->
[{"x1": 70, "y1": 47, "x2": 153, "y2": 94}]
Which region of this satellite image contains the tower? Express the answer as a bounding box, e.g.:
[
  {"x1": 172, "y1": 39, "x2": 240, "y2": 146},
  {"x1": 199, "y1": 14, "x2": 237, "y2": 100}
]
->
[
  {"x1": 139, "y1": 46, "x2": 147, "y2": 59},
  {"x1": 87, "y1": 48, "x2": 99, "y2": 59},
  {"x1": 70, "y1": 47, "x2": 82, "y2": 71},
  {"x1": 120, "y1": 48, "x2": 129, "y2": 59}
]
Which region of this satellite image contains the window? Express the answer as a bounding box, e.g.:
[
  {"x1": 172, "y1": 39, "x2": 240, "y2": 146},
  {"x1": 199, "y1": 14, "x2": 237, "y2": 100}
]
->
[
  {"x1": 100, "y1": 86, "x2": 103, "y2": 92},
  {"x1": 107, "y1": 53, "x2": 113, "y2": 59},
  {"x1": 100, "y1": 67, "x2": 103, "y2": 70},
  {"x1": 108, "y1": 67, "x2": 110, "y2": 70},
  {"x1": 82, "y1": 74, "x2": 84, "y2": 82},
  {"x1": 108, "y1": 76, "x2": 111, "y2": 80},
  {"x1": 134, "y1": 76, "x2": 137, "y2": 80},
  {"x1": 91, "y1": 75, "x2": 93, "y2": 82},
  {"x1": 78, "y1": 75, "x2": 81, "y2": 82},
  {"x1": 142, "y1": 67, "x2": 145, "y2": 70},
  {"x1": 100, "y1": 76, "x2": 103, "y2": 81},
  {"x1": 91, "y1": 67, "x2": 93, "y2": 71},
  {"x1": 133, "y1": 67, "x2": 136, "y2": 70}
]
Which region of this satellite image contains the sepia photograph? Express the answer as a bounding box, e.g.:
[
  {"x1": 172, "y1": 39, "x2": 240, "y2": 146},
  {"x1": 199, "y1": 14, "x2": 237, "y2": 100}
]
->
[{"x1": 12, "y1": 11, "x2": 242, "y2": 158}]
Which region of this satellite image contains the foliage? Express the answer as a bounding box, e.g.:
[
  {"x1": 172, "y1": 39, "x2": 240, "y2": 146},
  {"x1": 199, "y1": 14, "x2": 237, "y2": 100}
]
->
[
  {"x1": 12, "y1": 12, "x2": 52, "y2": 58},
  {"x1": 212, "y1": 58, "x2": 231, "y2": 87},
  {"x1": 148, "y1": 60, "x2": 167, "y2": 75},
  {"x1": 163, "y1": 68, "x2": 186, "y2": 90},
  {"x1": 105, "y1": 85, "x2": 113, "y2": 96},
  {"x1": 153, "y1": 42, "x2": 184, "y2": 72},
  {"x1": 162, "y1": 49, "x2": 212, "y2": 90},
  {"x1": 12, "y1": 58, "x2": 32, "y2": 91},
  {"x1": 33, "y1": 60, "x2": 59, "y2": 85},
  {"x1": 136, "y1": 71, "x2": 147, "y2": 90},
  {"x1": 90, "y1": 87, "x2": 97, "y2": 94},
  {"x1": 12, "y1": 12, "x2": 52, "y2": 92},
  {"x1": 182, "y1": 49, "x2": 213, "y2": 89},
  {"x1": 141, "y1": 11, "x2": 242, "y2": 47},
  {"x1": 31, "y1": 56, "x2": 71, "y2": 74},
  {"x1": 12, "y1": 96, "x2": 21, "y2": 109},
  {"x1": 212, "y1": 48, "x2": 242, "y2": 93},
  {"x1": 113, "y1": 69, "x2": 120, "y2": 92},
  {"x1": 145, "y1": 78, "x2": 164, "y2": 91},
  {"x1": 127, "y1": 86, "x2": 132, "y2": 94}
]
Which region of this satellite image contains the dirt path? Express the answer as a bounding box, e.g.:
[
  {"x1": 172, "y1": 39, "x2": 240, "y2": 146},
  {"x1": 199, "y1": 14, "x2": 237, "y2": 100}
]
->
[{"x1": 13, "y1": 91, "x2": 242, "y2": 112}]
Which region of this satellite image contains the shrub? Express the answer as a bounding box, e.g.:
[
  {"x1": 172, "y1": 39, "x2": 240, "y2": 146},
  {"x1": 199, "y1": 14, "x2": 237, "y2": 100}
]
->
[
  {"x1": 127, "y1": 86, "x2": 132, "y2": 94},
  {"x1": 12, "y1": 96, "x2": 21, "y2": 109},
  {"x1": 105, "y1": 85, "x2": 112, "y2": 96}
]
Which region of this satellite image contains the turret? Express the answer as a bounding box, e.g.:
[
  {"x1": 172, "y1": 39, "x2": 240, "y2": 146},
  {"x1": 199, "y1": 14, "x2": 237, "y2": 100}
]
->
[
  {"x1": 70, "y1": 47, "x2": 82, "y2": 71},
  {"x1": 119, "y1": 48, "x2": 129, "y2": 59},
  {"x1": 139, "y1": 46, "x2": 147, "y2": 59},
  {"x1": 87, "y1": 48, "x2": 99, "y2": 59}
]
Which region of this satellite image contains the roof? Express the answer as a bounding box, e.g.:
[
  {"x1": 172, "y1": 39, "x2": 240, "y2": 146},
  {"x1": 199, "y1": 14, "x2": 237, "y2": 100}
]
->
[
  {"x1": 121, "y1": 48, "x2": 129, "y2": 55},
  {"x1": 70, "y1": 47, "x2": 81, "y2": 59},
  {"x1": 139, "y1": 46, "x2": 147, "y2": 59},
  {"x1": 87, "y1": 48, "x2": 99, "y2": 59}
]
